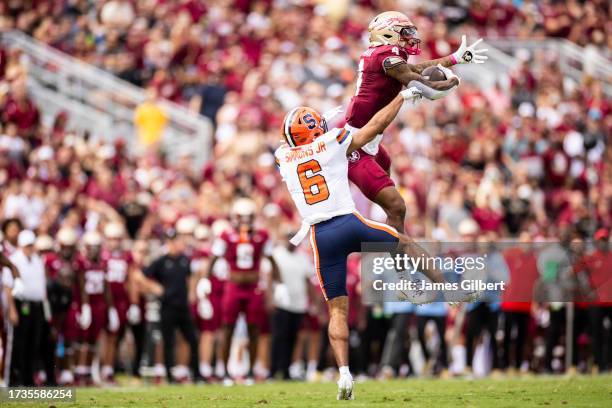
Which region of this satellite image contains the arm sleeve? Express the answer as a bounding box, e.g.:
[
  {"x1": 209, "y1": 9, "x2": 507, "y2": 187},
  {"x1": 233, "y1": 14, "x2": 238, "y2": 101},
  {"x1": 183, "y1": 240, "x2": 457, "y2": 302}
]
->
[{"x1": 408, "y1": 80, "x2": 457, "y2": 100}]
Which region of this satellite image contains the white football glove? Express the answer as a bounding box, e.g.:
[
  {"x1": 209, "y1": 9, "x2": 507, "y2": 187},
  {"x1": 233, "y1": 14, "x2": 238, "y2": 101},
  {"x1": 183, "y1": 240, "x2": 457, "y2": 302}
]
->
[
  {"x1": 399, "y1": 87, "x2": 423, "y2": 105},
  {"x1": 322, "y1": 105, "x2": 344, "y2": 123},
  {"x1": 11, "y1": 277, "x2": 25, "y2": 299},
  {"x1": 196, "y1": 278, "x2": 212, "y2": 299},
  {"x1": 451, "y1": 35, "x2": 488, "y2": 65},
  {"x1": 108, "y1": 307, "x2": 120, "y2": 332},
  {"x1": 79, "y1": 303, "x2": 92, "y2": 330},
  {"x1": 127, "y1": 304, "x2": 141, "y2": 325},
  {"x1": 436, "y1": 64, "x2": 460, "y2": 85},
  {"x1": 197, "y1": 298, "x2": 214, "y2": 320}
]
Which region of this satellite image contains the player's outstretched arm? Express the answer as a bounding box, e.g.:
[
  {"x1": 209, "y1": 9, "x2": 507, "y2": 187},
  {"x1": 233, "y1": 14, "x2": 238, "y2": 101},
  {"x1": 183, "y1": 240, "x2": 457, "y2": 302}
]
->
[
  {"x1": 408, "y1": 55, "x2": 454, "y2": 74},
  {"x1": 409, "y1": 35, "x2": 489, "y2": 73},
  {"x1": 347, "y1": 88, "x2": 421, "y2": 154}
]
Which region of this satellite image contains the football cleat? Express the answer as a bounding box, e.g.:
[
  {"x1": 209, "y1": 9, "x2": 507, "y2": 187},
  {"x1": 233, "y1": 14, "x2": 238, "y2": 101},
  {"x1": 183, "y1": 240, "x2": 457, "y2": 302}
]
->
[
  {"x1": 396, "y1": 276, "x2": 436, "y2": 305},
  {"x1": 336, "y1": 374, "x2": 355, "y2": 400},
  {"x1": 446, "y1": 288, "x2": 482, "y2": 306},
  {"x1": 222, "y1": 375, "x2": 234, "y2": 387}
]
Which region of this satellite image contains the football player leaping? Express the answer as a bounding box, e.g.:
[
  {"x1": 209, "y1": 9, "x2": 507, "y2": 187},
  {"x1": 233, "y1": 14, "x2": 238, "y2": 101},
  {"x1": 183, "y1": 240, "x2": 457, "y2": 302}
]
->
[
  {"x1": 276, "y1": 88, "x2": 476, "y2": 400},
  {"x1": 344, "y1": 11, "x2": 488, "y2": 234}
]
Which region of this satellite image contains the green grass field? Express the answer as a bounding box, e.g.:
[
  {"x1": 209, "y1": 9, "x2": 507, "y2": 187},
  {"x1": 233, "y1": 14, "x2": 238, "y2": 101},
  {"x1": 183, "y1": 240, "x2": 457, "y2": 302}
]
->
[{"x1": 5, "y1": 375, "x2": 611, "y2": 408}]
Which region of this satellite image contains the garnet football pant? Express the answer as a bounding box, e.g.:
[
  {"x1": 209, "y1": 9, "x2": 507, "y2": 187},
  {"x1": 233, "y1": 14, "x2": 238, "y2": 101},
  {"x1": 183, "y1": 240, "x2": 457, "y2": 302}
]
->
[{"x1": 347, "y1": 144, "x2": 395, "y2": 201}]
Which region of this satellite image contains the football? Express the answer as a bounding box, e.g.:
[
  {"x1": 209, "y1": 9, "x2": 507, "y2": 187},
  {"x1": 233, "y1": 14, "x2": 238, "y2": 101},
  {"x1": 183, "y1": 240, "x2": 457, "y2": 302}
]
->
[{"x1": 422, "y1": 65, "x2": 447, "y2": 81}]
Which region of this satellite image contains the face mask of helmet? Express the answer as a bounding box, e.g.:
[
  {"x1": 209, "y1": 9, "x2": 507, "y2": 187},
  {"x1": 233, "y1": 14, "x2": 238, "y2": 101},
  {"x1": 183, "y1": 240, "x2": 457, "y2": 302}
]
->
[{"x1": 398, "y1": 26, "x2": 421, "y2": 55}]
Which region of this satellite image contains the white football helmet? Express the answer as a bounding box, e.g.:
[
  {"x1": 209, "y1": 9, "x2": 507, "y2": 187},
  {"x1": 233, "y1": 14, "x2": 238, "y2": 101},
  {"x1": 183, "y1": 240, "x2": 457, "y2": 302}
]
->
[
  {"x1": 231, "y1": 198, "x2": 257, "y2": 217},
  {"x1": 83, "y1": 230, "x2": 103, "y2": 247},
  {"x1": 104, "y1": 222, "x2": 125, "y2": 239},
  {"x1": 176, "y1": 215, "x2": 199, "y2": 235},
  {"x1": 368, "y1": 11, "x2": 421, "y2": 55},
  {"x1": 57, "y1": 228, "x2": 78, "y2": 246},
  {"x1": 35, "y1": 235, "x2": 54, "y2": 252}
]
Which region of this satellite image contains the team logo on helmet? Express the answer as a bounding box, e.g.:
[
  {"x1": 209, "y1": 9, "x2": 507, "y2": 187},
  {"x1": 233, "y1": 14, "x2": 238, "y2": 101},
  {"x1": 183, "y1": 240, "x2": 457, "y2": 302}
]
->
[{"x1": 281, "y1": 107, "x2": 328, "y2": 147}]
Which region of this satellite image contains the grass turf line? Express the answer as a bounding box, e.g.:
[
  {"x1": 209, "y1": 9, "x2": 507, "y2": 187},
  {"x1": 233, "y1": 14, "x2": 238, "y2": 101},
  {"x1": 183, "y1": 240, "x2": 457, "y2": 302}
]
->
[{"x1": 4, "y1": 375, "x2": 611, "y2": 408}]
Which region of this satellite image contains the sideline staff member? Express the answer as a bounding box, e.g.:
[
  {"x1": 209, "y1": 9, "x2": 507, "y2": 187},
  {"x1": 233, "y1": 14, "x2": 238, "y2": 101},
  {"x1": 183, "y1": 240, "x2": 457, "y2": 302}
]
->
[
  {"x1": 6, "y1": 230, "x2": 46, "y2": 386},
  {"x1": 145, "y1": 229, "x2": 200, "y2": 383}
]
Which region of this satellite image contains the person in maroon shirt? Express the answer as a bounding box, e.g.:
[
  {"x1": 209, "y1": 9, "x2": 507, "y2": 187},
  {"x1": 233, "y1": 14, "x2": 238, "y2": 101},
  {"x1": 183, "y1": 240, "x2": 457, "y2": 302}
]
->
[
  {"x1": 579, "y1": 229, "x2": 612, "y2": 372},
  {"x1": 189, "y1": 222, "x2": 226, "y2": 381},
  {"x1": 44, "y1": 228, "x2": 82, "y2": 385},
  {"x1": 208, "y1": 198, "x2": 279, "y2": 385},
  {"x1": 84, "y1": 165, "x2": 125, "y2": 209},
  {"x1": 501, "y1": 234, "x2": 538, "y2": 371},
  {"x1": 3, "y1": 79, "x2": 40, "y2": 141},
  {"x1": 99, "y1": 222, "x2": 135, "y2": 383},
  {"x1": 73, "y1": 231, "x2": 118, "y2": 385}
]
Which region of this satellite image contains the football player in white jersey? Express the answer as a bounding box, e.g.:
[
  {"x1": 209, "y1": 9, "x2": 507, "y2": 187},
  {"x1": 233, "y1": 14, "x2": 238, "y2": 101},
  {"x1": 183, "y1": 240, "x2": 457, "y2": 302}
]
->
[
  {"x1": 276, "y1": 89, "x2": 418, "y2": 399},
  {"x1": 275, "y1": 87, "x2": 480, "y2": 400}
]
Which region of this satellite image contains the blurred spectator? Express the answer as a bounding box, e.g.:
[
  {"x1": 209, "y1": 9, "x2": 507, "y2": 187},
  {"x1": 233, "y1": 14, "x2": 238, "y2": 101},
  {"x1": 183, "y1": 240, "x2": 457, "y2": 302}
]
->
[
  {"x1": 134, "y1": 90, "x2": 168, "y2": 149},
  {"x1": 144, "y1": 229, "x2": 200, "y2": 383},
  {"x1": 6, "y1": 230, "x2": 47, "y2": 386},
  {"x1": 270, "y1": 237, "x2": 313, "y2": 380},
  {"x1": 0, "y1": 0, "x2": 610, "y2": 383}
]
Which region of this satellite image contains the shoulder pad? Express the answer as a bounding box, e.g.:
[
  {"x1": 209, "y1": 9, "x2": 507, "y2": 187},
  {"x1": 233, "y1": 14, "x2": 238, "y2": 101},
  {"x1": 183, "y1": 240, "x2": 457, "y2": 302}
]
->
[{"x1": 382, "y1": 55, "x2": 407, "y2": 72}]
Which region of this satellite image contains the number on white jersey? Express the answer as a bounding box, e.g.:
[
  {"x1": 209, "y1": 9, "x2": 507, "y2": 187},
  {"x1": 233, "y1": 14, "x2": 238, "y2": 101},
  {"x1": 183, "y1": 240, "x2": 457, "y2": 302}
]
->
[
  {"x1": 107, "y1": 259, "x2": 127, "y2": 283},
  {"x1": 84, "y1": 270, "x2": 105, "y2": 294},
  {"x1": 236, "y1": 243, "x2": 254, "y2": 269},
  {"x1": 297, "y1": 159, "x2": 329, "y2": 205}
]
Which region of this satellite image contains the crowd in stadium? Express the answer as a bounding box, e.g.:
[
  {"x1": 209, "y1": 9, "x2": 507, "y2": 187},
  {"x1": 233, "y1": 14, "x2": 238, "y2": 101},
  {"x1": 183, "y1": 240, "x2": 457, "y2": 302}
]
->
[{"x1": 0, "y1": 0, "x2": 611, "y2": 386}]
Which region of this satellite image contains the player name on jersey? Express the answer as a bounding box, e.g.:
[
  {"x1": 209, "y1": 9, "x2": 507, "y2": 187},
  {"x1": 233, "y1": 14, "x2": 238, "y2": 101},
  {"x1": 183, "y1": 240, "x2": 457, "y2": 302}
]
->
[{"x1": 283, "y1": 141, "x2": 327, "y2": 162}]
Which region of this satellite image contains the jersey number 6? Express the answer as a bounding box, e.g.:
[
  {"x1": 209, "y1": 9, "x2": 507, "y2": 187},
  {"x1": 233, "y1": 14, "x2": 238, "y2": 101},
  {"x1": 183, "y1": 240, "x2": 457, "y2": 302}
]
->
[{"x1": 297, "y1": 159, "x2": 329, "y2": 205}]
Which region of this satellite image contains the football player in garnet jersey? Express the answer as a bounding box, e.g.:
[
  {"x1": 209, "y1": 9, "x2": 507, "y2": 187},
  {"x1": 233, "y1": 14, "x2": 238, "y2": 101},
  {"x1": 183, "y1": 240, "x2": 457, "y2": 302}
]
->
[
  {"x1": 100, "y1": 222, "x2": 135, "y2": 383},
  {"x1": 44, "y1": 228, "x2": 80, "y2": 385},
  {"x1": 209, "y1": 198, "x2": 280, "y2": 386},
  {"x1": 190, "y1": 222, "x2": 226, "y2": 381},
  {"x1": 74, "y1": 231, "x2": 119, "y2": 385},
  {"x1": 344, "y1": 11, "x2": 488, "y2": 234}
]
